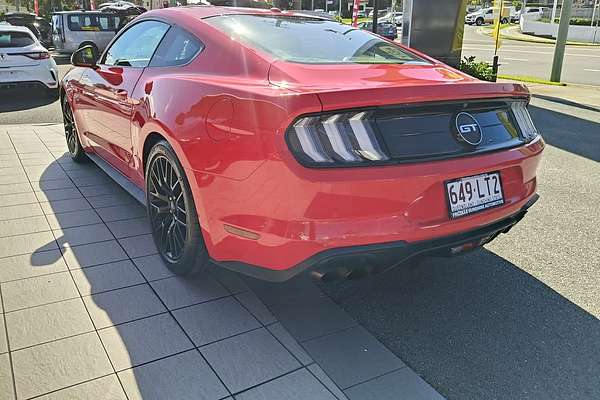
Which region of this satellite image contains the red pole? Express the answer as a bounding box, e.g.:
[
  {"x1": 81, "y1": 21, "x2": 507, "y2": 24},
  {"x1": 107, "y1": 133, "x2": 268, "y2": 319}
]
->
[
  {"x1": 34, "y1": 0, "x2": 39, "y2": 15},
  {"x1": 352, "y1": 0, "x2": 360, "y2": 26}
]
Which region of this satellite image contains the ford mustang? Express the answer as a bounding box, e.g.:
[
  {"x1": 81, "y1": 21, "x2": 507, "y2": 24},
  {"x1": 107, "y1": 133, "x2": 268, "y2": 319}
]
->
[{"x1": 60, "y1": 6, "x2": 544, "y2": 282}]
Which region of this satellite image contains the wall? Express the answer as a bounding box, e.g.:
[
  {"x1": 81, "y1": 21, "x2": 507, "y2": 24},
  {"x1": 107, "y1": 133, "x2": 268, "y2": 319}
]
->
[{"x1": 520, "y1": 15, "x2": 600, "y2": 43}]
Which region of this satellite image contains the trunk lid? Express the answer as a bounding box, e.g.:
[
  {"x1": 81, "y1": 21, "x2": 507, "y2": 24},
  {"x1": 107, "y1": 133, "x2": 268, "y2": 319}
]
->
[{"x1": 268, "y1": 61, "x2": 529, "y2": 110}]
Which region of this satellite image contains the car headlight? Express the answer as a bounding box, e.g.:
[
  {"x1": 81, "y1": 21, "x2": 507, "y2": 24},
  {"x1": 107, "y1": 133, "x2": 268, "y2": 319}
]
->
[
  {"x1": 285, "y1": 111, "x2": 389, "y2": 166},
  {"x1": 510, "y1": 101, "x2": 539, "y2": 141}
]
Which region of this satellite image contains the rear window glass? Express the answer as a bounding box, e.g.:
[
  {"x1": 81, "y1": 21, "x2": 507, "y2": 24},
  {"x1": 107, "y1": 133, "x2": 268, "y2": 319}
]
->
[
  {"x1": 0, "y1": 31, "x2": 35, "y2": 48},
  {"x1": 205, "y1": 15, "x2": 427, "y2": 65}
]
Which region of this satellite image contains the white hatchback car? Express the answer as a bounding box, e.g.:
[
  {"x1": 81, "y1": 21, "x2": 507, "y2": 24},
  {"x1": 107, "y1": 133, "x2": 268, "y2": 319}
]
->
[{"x1": 0, "y1": 24, "x2": 59, "y2": 98}]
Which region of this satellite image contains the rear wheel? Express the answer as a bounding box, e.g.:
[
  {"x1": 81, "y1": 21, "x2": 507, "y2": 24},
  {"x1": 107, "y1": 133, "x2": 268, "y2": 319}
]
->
[
  {"x1": 146, "y1": 140, "x2": 209, "y2": 276},
  {"x1": 62, "y1": 98, "x2": 87, "y2": 162},
  {"x1": 501, "y1": 17, "x2": 509, "y2": 24},
  {"x1": 476, "y1": 17, "x2": 484, "y2": 26}
]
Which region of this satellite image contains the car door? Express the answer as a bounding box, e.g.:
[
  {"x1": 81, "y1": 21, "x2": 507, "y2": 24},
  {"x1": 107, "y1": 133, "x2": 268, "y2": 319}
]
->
[{"x1": 81, "y1": 20, "x2": 169, "y2": 176}]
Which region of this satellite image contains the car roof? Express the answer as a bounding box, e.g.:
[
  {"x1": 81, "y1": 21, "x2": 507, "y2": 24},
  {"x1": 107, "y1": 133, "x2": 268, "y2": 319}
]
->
[
  {"x1": 143, "y1": 5, "x2": 327, "y2": 21},
  {"x1": 0, "y1": 24, "x2": 35, "y2": 34}
]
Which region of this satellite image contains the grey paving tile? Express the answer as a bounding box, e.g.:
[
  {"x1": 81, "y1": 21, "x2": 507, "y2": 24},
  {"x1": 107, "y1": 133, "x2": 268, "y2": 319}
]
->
[
  {"x1": 107, "y1": 217, "x2": 152, "y2": 239},
  {"x1": 174, "y1": 296, "x2": 261, "y2": 347},
  {"x1": 0, "y1": 203, "x2": 43, "y2": 221},
  {"x1": 61, "y1": 240, "x2": 128, "y2": 269},
  {"x1": 303, "y1": 326, "x2": 406, "y2": 389},
  {"x1": 0, "y1": 182, "x2": 33, "y2": 194},
  {"x1": 150, "y1": 275, "x2": 229, "y2": 310},
  {"x1": 0, "y1": 191, "x2": 37, "y2": 206},
  {"x1": 200, "y1": 328, "x2": 300, "y2": 394},
  {"x1": 35, "y1": 374, "x2": 127, "y2": 400},
  {"x1": 0, "y1": 318, "x2": 6, "y2": 354},
  {"x1": 26, "y1": 169, "x2": 68, "y2": 182},
  {"x1": 46, "y1": 209, "x2": 103, "y2": 230},
  {"x1": 0, "y1": 166, "x2": 24, "y2": 176},
  {"x1": 99, "y1": 313, "x2": 193, "y2": 371},
  {"x1": 251, "y1": 279, "x2": 357, "y2": 343},
  {"x1": 53, "y1": 223, "x2": 114, "y2": 247},
  {"x1": 344, "y1": 368, "x2": 443, "y2": 400},
  {"x1": 1, "y1": 271, "x2": 79, "y2": 312},
  {"x1": 132, "y1": 254, "x2": 175, "y2": 281},
  {"x1": 35, "y1": 188, "x2": 83, "y2": 202},
  {"x1": 210, "y1": 266, "x2": 249, "y2": 294},
  {"x1": 5, "y1": 298, "x2": 94, "y2": 350},
  {"x1": 308, "y1": 364, "x2": 349, "y2": 400},
  {"x1": 72, "y1": 174, "x2": 114, "y2": 188},
  {"x1": 31, "y1": 178, "x2": 76, "y2": 191},
  {"x1": 0, "y1": 158, "x2": 21, "y2": 167},
  {"x1": 0, "y1": 173, "x2": 28, "y2": 185},
  {"x1": 0, "y1": 215, "x2": 50, "y2": 238},
  {"x1": 235, "y1": 291, "x2": 276, "y2": 325},
  {"x1": 40, "y1": 197, "x2": 92, "y2": 214},
  {"x1": 0, "y1": 250, "x2": 66, "y2": 282},
  {"x1": 78, "y1": 183, "x2": 124, "y2": 197},
  {"x1": 0, "y1": 353, "x2": 14, "y2": 399},
  {"x1": 87, "y1": 193, "x2": 136, "y2": 209},
  {"x1": 64, "y1": 167, "x2": 101, "y2": 179},
  {"x1": 12, "y1": 332, "x2": 113, "y2": 399},
  {"x1": 96, "y1": 203, "x2": 147, "y2": 222},
  {"x1": 268, "y1": 323, "x2": 312, "y2": 366},
  {"x1": 118, "y1": 234, "x2": 157, "y2": 258},
  {"x1": 71, "y1": 260, "x2": 145, "y2": 296},
  {"x1": 0, "y1": 230, "x2": 57, "y2": 258},
  {"x1": 83, "y1": 283, "x2": 166, "y2": 329},
  {"x1": 235, "y1": 368, "x2": 337, "y2": 400},
  {"x1": 118, "y1": 350, "x2": 228, "y2": 400}
]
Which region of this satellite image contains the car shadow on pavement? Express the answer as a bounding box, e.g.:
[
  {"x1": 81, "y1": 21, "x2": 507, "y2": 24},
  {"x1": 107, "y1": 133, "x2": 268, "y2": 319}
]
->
[
  {"x1": 0, "y1": 91, "x2": 57, "y2": 113},
  {"x1": 529, "y1": 105, "x2": 600, "y2": 162},
  {"x1": 320, "y1": 248, "x2": 600, "y2": 400}
]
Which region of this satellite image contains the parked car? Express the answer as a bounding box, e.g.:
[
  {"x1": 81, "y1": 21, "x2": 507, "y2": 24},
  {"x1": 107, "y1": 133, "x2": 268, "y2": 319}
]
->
[
  {"x1": 358, "y1": 21, "x2": 397, "y2": 40},
  {"x1": 0, "y1": 24, "x2": 58, "y2": 98},
  {"x1": 514, "y1": 7, "x2": 544, "y2": 22},
  {"x1": 52, "y1": 11, "x2": 121, "y2": 54},
  {"x1": 298, "y1": 10, "x2": 337, "y2": 21},
  {"x1": 357, "y1": 10, "x2": 366, "y2": 18},
  {"x1": 60, "y1": 7, "x2": 543, "y2": 282},
  {"x1": 379, "y1": 11, "x2": 403, "y2": 26},
  {"x1": 1, "y1": 12, "x2": 53, "y2": 48},
  {"x1": 465, "y1": 7, "x2": 509, "y2": 25}
]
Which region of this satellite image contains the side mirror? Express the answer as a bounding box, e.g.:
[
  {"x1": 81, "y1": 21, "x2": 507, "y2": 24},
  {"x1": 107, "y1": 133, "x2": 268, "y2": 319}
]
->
[{"x1": 71, "y1": 45, "x2": 98, "y2": 68}]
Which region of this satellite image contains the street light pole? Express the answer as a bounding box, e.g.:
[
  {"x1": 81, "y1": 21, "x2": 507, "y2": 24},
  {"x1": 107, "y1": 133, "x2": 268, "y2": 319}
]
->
[
  {"x1": 550, "y1": 0, "x2": 573, "y2": 82},
  {"x1": 551, "y1": 0, "x2": 558, "y2": 24},
  {"x1": 372, "y1": 0, "x2": 379, "y2": 33}
]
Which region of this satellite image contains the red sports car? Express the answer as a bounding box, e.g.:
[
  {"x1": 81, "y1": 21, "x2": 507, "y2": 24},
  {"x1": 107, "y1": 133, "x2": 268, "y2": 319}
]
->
[{"x1": 60, "y1": 6, "x2": 544, "y2": 282}]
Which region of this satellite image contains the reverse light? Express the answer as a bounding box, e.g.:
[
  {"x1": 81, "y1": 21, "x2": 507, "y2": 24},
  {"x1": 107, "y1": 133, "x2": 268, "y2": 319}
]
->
[
  {"x1": 510, "y1": 102, "x2": 538, "y2": 141},
  {"x1": 286, "y1": 111, "x2": 389, "y2": 166}
]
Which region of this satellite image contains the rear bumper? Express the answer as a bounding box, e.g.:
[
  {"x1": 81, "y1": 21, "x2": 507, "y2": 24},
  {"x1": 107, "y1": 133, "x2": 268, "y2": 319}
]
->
[
  {"x1": 0, "y1": 80, "x2": 57, "y2": 90},
  {"x1": 212, "y1": 193, "x2": 539, "y2": 282}
]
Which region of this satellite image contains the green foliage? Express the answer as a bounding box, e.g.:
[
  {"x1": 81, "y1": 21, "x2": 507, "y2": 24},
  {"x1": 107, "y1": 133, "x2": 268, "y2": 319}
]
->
[
  {"x1": 459, "y1": 56, "x2": 495, "y2": 82},
  {"x1": 539, "y1": 17, "x2": 594, "y2": 26}
]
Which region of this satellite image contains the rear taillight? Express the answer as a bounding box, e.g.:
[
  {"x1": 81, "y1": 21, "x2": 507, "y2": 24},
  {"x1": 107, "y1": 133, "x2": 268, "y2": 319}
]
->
[
  {"x1": 22, "y1": 52, "x2": 50, "y2": 60},
  {"x1": 286, "y1": 111, "x2": 389, "y2": 166},
  {"x1": 510, "y1": 101, "x2": 538, "y2": 141}
]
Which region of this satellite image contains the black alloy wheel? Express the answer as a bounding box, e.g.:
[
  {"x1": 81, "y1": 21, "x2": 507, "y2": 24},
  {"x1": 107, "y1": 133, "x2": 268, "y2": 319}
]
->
[
  {"x1": 62, "y1": 98, "x2": 87, "y2": 162},
  {"x1": 146, "y1": 140, "x2": 209, "y2": 275}
]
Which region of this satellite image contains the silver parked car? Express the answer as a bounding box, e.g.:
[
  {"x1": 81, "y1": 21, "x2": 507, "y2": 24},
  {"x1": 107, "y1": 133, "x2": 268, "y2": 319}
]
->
[{"x1": 51, "y1": 11, "x2": 121, "y2": 54}]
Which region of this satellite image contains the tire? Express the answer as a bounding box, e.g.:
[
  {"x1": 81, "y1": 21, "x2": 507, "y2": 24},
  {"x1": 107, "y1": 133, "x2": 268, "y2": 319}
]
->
[
  {"x1": 62, "y1": 97, "x2": 88, "y2": 163},
  {"x1": 476, "y1": 18, "x2": 484, "y2": 26},
  {"x1": 501, "y1": 17, "x2": 509, "y2": 24},
  {"x1": 146, "y1": 140, "x2": 209, "y2": 276}
]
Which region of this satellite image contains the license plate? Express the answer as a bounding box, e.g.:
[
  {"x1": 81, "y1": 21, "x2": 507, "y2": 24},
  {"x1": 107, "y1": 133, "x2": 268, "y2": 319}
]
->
[{"x1": 445, "y1": 172, "x2": 504, "y2": 219}]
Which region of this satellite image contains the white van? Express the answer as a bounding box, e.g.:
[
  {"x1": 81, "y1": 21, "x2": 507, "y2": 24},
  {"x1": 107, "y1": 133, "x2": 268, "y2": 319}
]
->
[{"x1": 51, "y1": 11, "x2": 121, "y2": 54}]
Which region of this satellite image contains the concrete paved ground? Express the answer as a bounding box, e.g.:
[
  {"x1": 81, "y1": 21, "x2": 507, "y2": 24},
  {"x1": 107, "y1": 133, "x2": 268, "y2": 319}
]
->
[
  {"x1": 462, "y1": 25, "x2": 600, "y2": 86},
  {"x1": 323, "y1": 96, "x2": 600, "y2": 400},
  {"x1": 0, "y1": 125, "x2": 443, "y2": 399}
]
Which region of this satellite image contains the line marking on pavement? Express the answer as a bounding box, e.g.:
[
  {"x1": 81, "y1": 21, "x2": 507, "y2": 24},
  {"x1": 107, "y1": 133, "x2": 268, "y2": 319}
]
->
[
  {"x1": 504, "y1": 57, "x2": 529, "y2": 61},
  {"x1": 583, "y1": 69, "x2": 600, "y2": 72},
  {"x1": 463, "y1": 47, "x2": 600, "y2": 58}
]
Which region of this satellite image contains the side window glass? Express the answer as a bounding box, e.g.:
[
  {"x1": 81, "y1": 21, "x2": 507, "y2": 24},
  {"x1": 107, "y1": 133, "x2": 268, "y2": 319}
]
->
[
  {"x1": 104, "y1": 21, "x2": 169, "y2": 68},
  {"x1": 150, "y1": 26, "x2": 204, "y2": 67}
]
